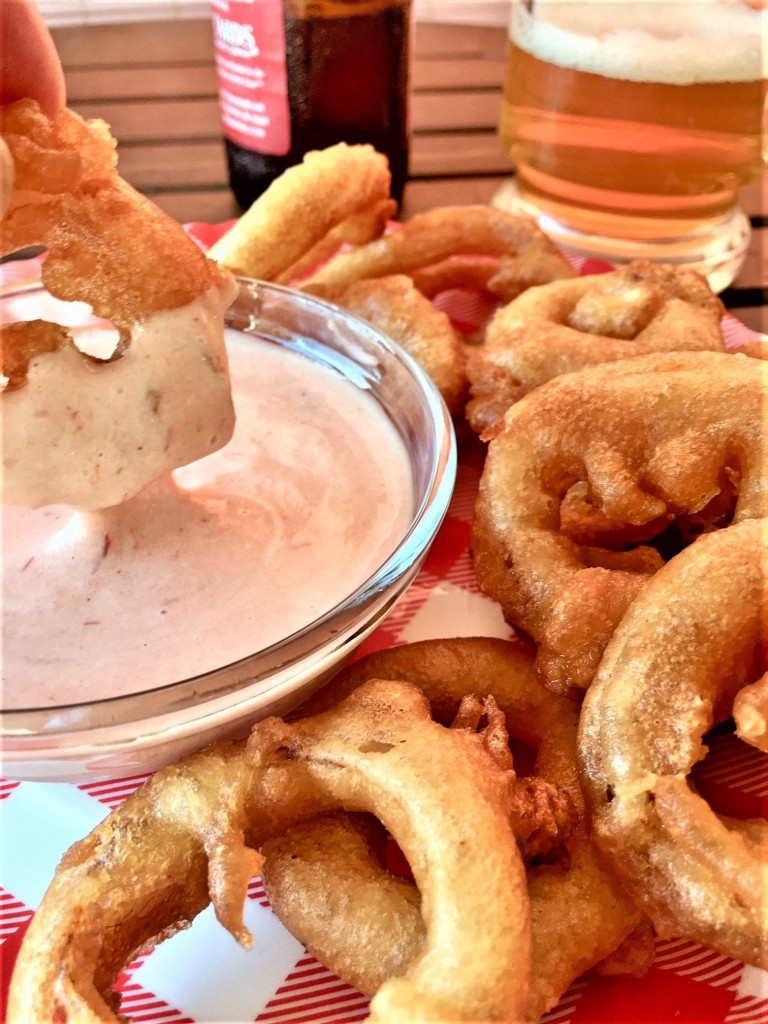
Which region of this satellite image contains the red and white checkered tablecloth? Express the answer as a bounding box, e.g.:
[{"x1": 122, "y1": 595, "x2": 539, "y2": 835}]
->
[{"x1": 2, "y1": 233, "x2": 767, "y2": 1024}]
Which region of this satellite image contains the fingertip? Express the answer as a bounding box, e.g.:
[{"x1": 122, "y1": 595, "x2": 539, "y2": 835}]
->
[{"x1": 1, "y1": 0, "x2": 66, "y2": 116}]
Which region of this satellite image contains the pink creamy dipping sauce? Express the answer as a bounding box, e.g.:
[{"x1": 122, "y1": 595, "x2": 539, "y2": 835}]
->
[{"x1": 3, "y1": 322, "x2": 415, "y2": 709}]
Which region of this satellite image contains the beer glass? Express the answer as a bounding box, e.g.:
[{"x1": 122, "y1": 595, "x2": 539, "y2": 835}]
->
[{"x1": 493, "y1": 0, "x2": 767, "y2": 291}]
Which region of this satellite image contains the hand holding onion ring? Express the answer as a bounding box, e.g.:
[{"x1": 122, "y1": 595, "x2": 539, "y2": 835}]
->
[
  {"x1": 1, "y1": 101, "x2": 237, "y2": 510},
  {"x1": 473, "y1": 351, "x2": 767, "y2": 698}
]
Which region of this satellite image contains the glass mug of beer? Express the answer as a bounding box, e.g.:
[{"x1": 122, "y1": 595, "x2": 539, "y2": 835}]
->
[{"x1": 493, "y1": 0, "x2": 766, "y2": 291}]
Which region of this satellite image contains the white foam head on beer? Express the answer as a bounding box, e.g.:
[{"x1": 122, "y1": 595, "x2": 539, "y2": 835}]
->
[{"x1": 510, "y1": 1, "x2": 766, "y2": 84}]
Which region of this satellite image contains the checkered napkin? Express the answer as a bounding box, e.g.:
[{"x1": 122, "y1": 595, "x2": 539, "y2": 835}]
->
[{"x1": 2, "y1": 235, "x2": 766, "y2": 1024}]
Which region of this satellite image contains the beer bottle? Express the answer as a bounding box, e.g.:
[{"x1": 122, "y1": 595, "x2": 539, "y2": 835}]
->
[{"x1": 212, "y1": 0, "x2": 411, "y2": 210}]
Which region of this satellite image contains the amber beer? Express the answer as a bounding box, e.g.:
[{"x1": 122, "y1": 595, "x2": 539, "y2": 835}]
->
[{"x1": 498, "y1": 1, "x2": 766, "y2": 272}]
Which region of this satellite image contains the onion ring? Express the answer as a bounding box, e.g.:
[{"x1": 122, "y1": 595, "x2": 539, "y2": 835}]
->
[
  {"x1": 9, "y1": 679, "x2": 530, "y2": 1024},
  {"x1": 1, "y1": 100, "x2": 237, "y2": 510},
  {"x1": 207, "y1": 143, "x2": 392, "y2": 282},
  {"x1": 409, "y1": 253, "x2": 573, "y2": 305},
  {"x1": 579, "y1": 520, "x2": 768, "y2": 967},
  {"x1": 299, "y1": 205, "x2": 576, "y2": 297},
  {"x1": 328, "y1": 275, "x2": 468, "y2": 413},
  {"x1": 264, "y1": 638, "x2": 643, "y2": 1021},
  {"x1": 466, "y1": 261, "x2": 725, "y2": 438},
  {"x1": 473, "y1": 351, "x2": 767, "y2": 698},
  {"x1": 734, "y1": 673, "x2": 768, "y2": 753}
]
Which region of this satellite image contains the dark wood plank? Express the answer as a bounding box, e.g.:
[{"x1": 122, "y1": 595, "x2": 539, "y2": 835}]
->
[
  {"x1": 402, "y1": 176, "x2": 508, "y2": 216},
  {"x1": 53, "y1": 19, "x2": 215, "y2": 68},
  {"x1": 412, "y1": 132, "x2": 513, "y2": 177},
  {"x1": 69, "y1": 57, "x2": 507, "y2": 104},
  {"x1": 71, "y1": 88, "x2": 503, "y2": 144},
  {"x1": 152, "y1": 188, "x2": 240, "y2": 224},
  {"x1": 412, "y1": 90, "x2": 501, "y2": 132},
  {"x1": 71, "y1": 98, "x2": 222, "y2": 142},
  {"x1": 412, "y1": 57, "x2": 506, "y2": 91},
  {"x1": 154, "y1": 174, "x2": 510, "y2": 225},
  {"x1": 54, "y1": 19, "x2": 506, "y2": 70},
  {"x1": 414, "y1": 22, "x2": 506, "y2": 60},
  {"x1": 118, "y1": 141, "x2": 227, "y2": 190},
  {"x1": 116, "y1": 132, "x2": 513, "y2": 192},
  {"x1": 66, "y1": 64, "x2": 218, "y2": 103}
]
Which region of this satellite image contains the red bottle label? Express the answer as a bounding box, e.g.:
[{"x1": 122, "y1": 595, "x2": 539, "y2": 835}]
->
[{"x1": 211, "y1": 0, "x2": 290, "y2": 155}]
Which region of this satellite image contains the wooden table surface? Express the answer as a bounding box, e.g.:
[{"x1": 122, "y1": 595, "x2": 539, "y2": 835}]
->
[{"x1": 51, "y1": 18, "x2": 767, "y2": 332}]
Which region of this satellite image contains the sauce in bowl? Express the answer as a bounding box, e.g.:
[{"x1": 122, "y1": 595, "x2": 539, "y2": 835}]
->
[{"x1": 3, "y1": 289, "x2": 414, "y2": 709}]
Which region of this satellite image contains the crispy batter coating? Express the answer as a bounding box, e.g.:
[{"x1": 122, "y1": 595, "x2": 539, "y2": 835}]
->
[
  {"x1": 579, "y1": 521, "x2": 768, "y2": 967},
  {"x1": 10, "y1": 679, "x2": 531, "y2": 1024},
  {"x1": 592, "y1": 919, "x2": 657, "y2": 978},
  {"x1": 0, "y1": 136, "x2": 14, "y2": 217},
  {"x1": 1, "y1": 101, "x2": 223, "y2": 336},
  {"x1": 274, "y1": 197, "x2": 397, "y2": 285},
  {"x1": 1, "y1": 320, "x2": 70, "y2": 391},
  {"x1": 329, "y1": 275, "x2": 468, "y2": 413},
  {"x1": 0, "y1": 100, "x2": 236, "y2": 509},
  {"x1": 410, "y1": 252, "x2": 578, "y2": 305},
  {"x1": 300, "y1": 206, "x2": 575, "y2": 296},
  {"x1": 733, "y1": 673, "x2": 768, "y2": 753},
  {"x1": 208, "y1": 143, "x2": 392, "y2": 281},
  {"x1": 466, "y1": 261, "x2": 725, "y2": 438},
  {"x1": 266, "y1": 638, "x2": 643, "y2": 1021},
  {"x1": 473, "y1": 351, "x2": 768, "y2": 698}
]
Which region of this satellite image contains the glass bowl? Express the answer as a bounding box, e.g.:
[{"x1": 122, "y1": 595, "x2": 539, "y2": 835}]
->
[{"x1": 1, "y1": 277, "x2": 456, "y2": 782}]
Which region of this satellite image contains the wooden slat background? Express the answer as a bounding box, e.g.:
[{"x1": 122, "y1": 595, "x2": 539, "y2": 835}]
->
[{"x1": 52, "y1": 19, "x2": 766, "y2": 330}]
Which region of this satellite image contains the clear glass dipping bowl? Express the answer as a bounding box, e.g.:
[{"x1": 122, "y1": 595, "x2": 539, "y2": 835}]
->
[{"x1": 1, "y1": 278, "x2": 456, "y2": 782}]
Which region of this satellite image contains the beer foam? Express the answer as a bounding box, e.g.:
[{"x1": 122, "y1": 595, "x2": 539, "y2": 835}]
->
[{"x1": 510, "y1": 1, "x2": 766, "y2": 84}]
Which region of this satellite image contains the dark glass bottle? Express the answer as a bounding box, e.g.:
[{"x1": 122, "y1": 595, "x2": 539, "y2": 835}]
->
[{"x1": 213, "y1": 0, "x2": 411, "y2": 210}]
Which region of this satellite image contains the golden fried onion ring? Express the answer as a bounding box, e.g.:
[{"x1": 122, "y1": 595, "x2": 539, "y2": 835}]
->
[
  {"x1": 466, "y1": 261, "x2": 725, "y2": 438},
  {"x1": 734, "y1": 673, "x2": 768, "y2": 753},
  {"x1": 473, "y1": 351, "x2": 767, "y2": 698},
  {"x1": 410, "y1": 254, "x2": 561, "y2": 305},
  {"x1": 263, "y1": 638, "x2": 643, "y2": 1021},
  {"x1": 299, "y1": 205, "x2": 576, "y2": 297},
  {"x1": 1, "y1": 101, "x2": 236, "y2": 510},
  {"x1": 328, "y1": 275, "x2": 468, "y2": 413},
  {"x1": 579, "y1": 521, "x2": 768, "y2": 967},
  {"x1": 10, "y1": 679, "x2": 530, "y2": 1024},
  {"x1": 208, "y1": 143, "x2": 392, "y2": 283}
]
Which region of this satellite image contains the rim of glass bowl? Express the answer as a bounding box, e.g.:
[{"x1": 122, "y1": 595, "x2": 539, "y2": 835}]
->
[{"x1": 1, "y1": 276, "x2": 457, "y2": 739}]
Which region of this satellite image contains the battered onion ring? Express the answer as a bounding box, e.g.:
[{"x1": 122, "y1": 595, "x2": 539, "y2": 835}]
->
[
  {"x1": 264, "y1": 638, "x2": 643, "y2": 1021},
  {"x1": 328, "y1": 275, "x2": 468, "y2": 413},
  {"x1": 410, "y1": 254, "x2": 572, "y2": 305},
  {"x1": 591, "y1": 919, "x2": 657, "y2": 979},
  {"x1": 579, "y1": 521, "x2": 768, "y2": 967},
  {"x1": 0, "y1": 136, "x2": 14, "y2": 217},
  {"x1": 208, "y1": 143, "x2": 392, "y2": 282},
  {"x1": 473, "y1": 351, "x2": 767, "y2": 698},
  {"x1": 273, "y1": 197, "x2": 397, "y2": 286},
  {"x1": 734, "y1": 673, "x2": 768, "y2": 753},
  {"x1": 299, "y1": 206, "x2": 576, "y2": 297},
  {"x1": 1, "y1": 100, "x2": 236, "y2": 510},
  {"x1": 466, "y1": 261, "x2": 725, "y2": 438},
  {"x1": 9, "y1": 679, "x2": 530, "y2": 1024}
]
